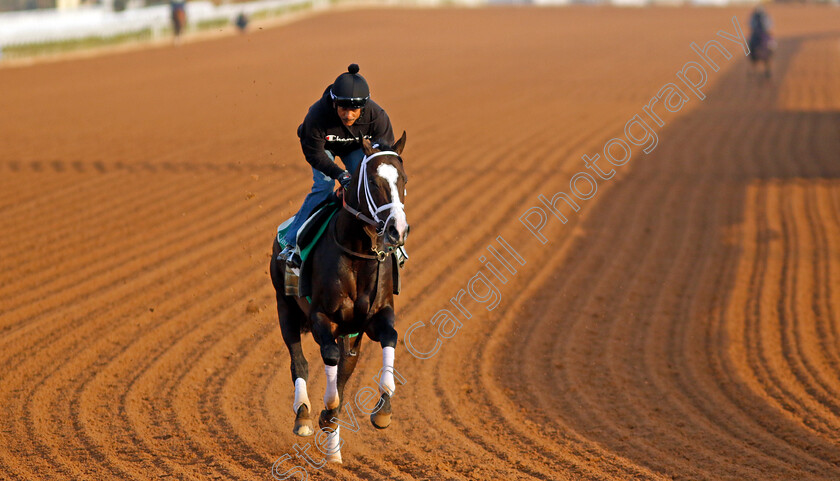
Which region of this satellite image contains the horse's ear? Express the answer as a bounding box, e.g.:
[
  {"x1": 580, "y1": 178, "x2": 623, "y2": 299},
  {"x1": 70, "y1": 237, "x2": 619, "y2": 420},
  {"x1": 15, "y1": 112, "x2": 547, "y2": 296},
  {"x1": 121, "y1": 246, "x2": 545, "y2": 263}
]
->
[
  {"x1": 361, "y1": 137, "x2": 375, "y2": 156},
  {"x1": 393, "y1": 131, "x2": 407, "y2": 155}
]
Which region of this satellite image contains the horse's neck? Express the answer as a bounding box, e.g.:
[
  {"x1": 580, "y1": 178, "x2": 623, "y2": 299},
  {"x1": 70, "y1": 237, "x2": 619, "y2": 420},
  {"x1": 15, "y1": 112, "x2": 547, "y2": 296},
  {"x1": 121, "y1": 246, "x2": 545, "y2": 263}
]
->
[
  {"x1": 335, "y1": 210, "x2": 374, "y2": 254},
  {"x1": 334, "y1": 212, "x2": 383, "y2": 299}
]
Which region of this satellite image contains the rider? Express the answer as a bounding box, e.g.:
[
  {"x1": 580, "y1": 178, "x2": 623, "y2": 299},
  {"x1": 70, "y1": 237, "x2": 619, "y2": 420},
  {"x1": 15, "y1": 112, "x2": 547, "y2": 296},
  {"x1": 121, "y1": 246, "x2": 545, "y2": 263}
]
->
[
  {"x1": 279, "y1": 64, "x2": 394, "y2": 267},
  {"x1": 749, "y1": 5, "x2": 772, "y2": 41},
  {"x1": 170, "y1": 0, "x2": 187, "y2": 42},
  {"x1": 748, "y1": 5, "x2": 774, "y2": 75}
]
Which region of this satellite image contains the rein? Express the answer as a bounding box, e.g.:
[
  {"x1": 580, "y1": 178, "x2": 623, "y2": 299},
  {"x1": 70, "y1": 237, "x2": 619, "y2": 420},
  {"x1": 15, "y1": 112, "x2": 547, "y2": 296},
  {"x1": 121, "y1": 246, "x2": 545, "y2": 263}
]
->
[
  {"x1": 330, "y1": 215, "x2": 388, "y2": 262},
  {"x1": 339, "y1": 189, "x2": 380, "y2": 233}
]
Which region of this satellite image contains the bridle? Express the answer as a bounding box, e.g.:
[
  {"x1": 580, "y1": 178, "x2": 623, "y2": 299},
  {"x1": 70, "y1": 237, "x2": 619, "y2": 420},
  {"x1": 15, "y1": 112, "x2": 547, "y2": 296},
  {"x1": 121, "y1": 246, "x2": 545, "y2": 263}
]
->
[
  {"x1": 346, "y1": 150, "x2": 403, "y2": 235},
  {"x1": 334, "y1": 150, "x2": 404, "y2": 262}
]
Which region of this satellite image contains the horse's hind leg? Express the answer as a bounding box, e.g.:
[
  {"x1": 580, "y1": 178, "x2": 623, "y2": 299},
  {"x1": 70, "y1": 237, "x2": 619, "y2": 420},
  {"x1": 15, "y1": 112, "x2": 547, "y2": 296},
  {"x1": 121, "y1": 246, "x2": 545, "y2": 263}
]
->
[
  {"x1": 369, "y1": 308, "x2": 398, "y2": 430},
  {"x1": 276, "y1": 293, "x2": 313, "y2": 437}
]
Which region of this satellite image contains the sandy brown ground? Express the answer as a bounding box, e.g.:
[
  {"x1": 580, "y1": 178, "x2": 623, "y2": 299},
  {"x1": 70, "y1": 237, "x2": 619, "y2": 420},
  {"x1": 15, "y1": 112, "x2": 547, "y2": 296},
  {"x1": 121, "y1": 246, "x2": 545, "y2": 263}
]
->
[{"x1": 1, "y1": 5, "x2": 840, "y2": 480}]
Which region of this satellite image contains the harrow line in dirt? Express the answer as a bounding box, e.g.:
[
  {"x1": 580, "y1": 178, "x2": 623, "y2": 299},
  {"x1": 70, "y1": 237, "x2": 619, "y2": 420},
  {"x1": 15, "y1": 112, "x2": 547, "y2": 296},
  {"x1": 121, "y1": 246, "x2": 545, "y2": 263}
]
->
[
  {"x1": 675, "y1": 186, "x2": 820, "y2": 477},
  {"x1": 65, "y1": 248, "x2": 282, "y2": 479},
  {"x1": 763, "y1": 186, "x2": 838, "y2": 426},
  {"x1": 724, "y1": 185, "x2": 840, "y2": 473},
  {"x1": 0, "y1": 173, "x2": 251, "y2": 310},
  {"x1": 779, "y1": 187, "x2": 840, "y2": 428},
  {"x1": 434, "y1": 160, "x2": 668, "y2": 474},
  {"x1": 17, "y1": 251, "x2": 264, "y2": 479},
  {"x1": 4, "y1": 193, "x2": 296, "y2": 478},
  {"x1": 400, "y1": 116, "x2": 634, "y2": 322},
  {"x1": 3, "y1": 6, "x2": 840, "y2": 480},
  {"x1": 541, "y1": 174, "x2": 694, "y2": 476},
  {"x1": 400, "y1": 102, "x2": 696, "y2": 476},
  {"x1": 0, "y1": 170, "x2": 109, "y2": 216},
  {"x1": 476, "y1": 178, "x2": 673, "y2": 479},
  {"x1": 0, "y1": 171, "x2": 123, "y2": 254},
  {"x1": 0, "y1": 180, "x2": 285, "y2": 351}
]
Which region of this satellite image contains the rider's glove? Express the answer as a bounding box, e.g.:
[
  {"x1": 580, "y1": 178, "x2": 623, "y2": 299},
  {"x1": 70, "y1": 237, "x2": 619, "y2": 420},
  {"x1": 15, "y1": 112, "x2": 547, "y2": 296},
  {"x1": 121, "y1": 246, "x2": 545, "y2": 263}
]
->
[{"x1": 338, "y1": 170, "x2": 352, "y2": 188}]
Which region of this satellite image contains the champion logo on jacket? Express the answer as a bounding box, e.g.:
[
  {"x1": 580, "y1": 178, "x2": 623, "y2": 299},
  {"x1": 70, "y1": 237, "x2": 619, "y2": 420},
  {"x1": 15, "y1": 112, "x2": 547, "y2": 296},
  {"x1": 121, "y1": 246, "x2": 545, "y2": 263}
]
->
[{"x1": 325, "y1": 134, "x2": 372, "y2": 143}]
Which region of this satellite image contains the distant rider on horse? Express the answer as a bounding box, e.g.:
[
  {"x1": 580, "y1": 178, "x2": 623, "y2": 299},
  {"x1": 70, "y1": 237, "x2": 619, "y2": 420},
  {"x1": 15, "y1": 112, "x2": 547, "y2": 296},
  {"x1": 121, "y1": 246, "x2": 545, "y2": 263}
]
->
[
  {"x1": 279, "y1": 64, "x2": 395, "y2": 267},
  {"x1": 748, "y1": 5, "x2": 774, "y2": 77}
]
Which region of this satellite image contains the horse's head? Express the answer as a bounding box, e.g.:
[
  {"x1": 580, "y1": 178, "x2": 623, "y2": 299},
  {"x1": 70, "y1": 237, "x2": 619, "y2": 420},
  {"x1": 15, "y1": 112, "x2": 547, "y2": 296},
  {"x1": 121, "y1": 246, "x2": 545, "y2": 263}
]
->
[{"x1": 349, "y1": 131, "x2": 409, "y2": 249}]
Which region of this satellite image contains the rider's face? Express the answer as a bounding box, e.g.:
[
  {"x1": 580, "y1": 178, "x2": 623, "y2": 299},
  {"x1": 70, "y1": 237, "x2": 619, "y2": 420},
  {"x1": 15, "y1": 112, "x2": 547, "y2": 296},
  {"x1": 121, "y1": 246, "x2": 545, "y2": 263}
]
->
[{"x1": 336, "y1": 106, "x2": 361, "y2": 127}]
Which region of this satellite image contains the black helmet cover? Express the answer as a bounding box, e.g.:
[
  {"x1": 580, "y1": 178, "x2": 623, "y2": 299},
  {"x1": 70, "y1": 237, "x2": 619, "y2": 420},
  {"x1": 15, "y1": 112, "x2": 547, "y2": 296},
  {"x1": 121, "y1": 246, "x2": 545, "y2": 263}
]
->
[{"x1": 330, "y1": 64, "x2": 370, "y2": 109}]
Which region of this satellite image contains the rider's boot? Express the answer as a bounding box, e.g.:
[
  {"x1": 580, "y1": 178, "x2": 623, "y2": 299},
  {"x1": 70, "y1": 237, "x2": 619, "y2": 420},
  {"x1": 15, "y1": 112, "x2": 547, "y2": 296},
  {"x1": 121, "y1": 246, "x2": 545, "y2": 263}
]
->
[{"x1": 279, "y1": 245, "x2": 302, "y2": 268}]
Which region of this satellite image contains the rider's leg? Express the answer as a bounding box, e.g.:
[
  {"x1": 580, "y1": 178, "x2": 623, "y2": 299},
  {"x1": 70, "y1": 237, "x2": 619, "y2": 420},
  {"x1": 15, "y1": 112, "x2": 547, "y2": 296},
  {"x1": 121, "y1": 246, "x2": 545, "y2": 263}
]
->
[
  {"x1": 340, "y1": 149, "x2": 365, "y2": 176},
  {"x1": 283, "y1": 167, "x2": 335, "y2": 248}
]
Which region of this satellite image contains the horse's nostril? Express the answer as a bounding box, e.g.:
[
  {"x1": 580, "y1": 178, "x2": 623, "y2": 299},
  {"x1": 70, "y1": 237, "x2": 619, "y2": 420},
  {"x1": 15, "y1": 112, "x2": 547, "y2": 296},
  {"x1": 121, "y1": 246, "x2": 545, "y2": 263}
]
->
[
  {"x1": 405, "y1": 225, "x2": 410, "y2": 236},
  {"x1": 387, "y1": 225, "x2": 399, "y2": 239}
]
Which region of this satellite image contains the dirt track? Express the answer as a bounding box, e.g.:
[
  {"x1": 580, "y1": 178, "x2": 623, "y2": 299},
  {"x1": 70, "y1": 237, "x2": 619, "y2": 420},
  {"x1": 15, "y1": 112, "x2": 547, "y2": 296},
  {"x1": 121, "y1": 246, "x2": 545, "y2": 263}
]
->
[{"x1": 1, "y1": 5, "x2": 840, "y2": 480}]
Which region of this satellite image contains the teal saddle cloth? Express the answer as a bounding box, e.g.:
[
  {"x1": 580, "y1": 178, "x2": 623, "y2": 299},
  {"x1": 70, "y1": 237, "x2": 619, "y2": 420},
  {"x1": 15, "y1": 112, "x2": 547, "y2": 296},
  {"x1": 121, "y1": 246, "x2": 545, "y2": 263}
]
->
[
  {"x1": 277, "y1": 198, "x2": 401, "y2": 299},
  {"x1": 276, "y1": 200, "x2": 340, "y2": 267}
]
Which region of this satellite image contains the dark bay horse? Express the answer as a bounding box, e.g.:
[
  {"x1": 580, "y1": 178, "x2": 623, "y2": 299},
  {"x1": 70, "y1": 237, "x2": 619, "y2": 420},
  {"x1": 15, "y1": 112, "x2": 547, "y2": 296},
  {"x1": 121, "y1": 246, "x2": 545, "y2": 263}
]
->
[
  {"x1": 269, "y1": 133, "x2": 408, "y2": 463},
  {"x1": 748, "y1": 32, "x2": 774, "y2": 78},
  {"x1": 748, "y1": 8, "x2": 774, "y2": 79}
]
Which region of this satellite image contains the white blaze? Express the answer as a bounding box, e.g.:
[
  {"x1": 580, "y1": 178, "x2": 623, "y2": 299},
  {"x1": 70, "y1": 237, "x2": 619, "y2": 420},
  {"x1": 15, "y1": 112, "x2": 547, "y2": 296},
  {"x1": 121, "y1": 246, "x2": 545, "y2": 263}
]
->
[{"x1": 377, "y1": 164, "x2": 408, "y2": 235}]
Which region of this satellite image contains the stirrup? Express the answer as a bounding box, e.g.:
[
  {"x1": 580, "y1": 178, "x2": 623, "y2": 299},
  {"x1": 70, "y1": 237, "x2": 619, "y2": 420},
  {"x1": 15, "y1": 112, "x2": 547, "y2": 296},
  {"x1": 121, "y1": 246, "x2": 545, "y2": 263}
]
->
[
  {"x1": 279, "y1": 245, "x2": 301, "y2": 268},
  {"x1": 288, "y1": 252, "x2": 302, "y2": 268}
]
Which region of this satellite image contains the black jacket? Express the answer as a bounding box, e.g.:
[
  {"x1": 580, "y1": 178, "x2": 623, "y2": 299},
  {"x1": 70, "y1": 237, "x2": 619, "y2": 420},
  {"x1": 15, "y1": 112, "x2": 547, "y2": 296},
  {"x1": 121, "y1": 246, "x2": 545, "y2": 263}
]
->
[{"x1": 297, "y1": 86, "x2": 394, "y2": 179}]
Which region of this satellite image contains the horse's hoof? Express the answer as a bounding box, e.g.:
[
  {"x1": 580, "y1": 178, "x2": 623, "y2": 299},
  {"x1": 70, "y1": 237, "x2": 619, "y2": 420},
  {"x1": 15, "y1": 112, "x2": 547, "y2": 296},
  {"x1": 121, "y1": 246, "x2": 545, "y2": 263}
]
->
[
  {"x1": 293, "y1": 419, "x2": 314, "y2": 437},
  {"x1": 370, "y1": 392, "x2": 392, "y2": 429},
  {"x1": 325, "y1": 452, "x2": 343, "y2": 464},
  {"x1": 319, "y1": 409, "x2": 335, "y2": 430},
  {"x1": 370, "y1": 411, "x2": 391, "y2": 430},
  {"x1": 293, "y1": 405, "x2": 314, "y2": 437}
]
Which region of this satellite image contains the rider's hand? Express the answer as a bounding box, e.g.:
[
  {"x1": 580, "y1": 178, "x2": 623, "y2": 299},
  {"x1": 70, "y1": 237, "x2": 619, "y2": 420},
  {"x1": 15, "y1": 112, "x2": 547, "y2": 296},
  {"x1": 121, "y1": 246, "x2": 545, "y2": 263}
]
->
[{"x1": 338, "y1": 170, "x2": 352, "y2": 188}]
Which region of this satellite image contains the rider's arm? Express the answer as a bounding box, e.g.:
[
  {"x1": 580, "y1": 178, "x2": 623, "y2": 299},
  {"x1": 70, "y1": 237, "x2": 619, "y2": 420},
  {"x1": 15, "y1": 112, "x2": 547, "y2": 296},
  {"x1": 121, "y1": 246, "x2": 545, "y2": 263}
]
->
[{"x1": 298, "y1": 122, "x2": 344, "y2": 180}]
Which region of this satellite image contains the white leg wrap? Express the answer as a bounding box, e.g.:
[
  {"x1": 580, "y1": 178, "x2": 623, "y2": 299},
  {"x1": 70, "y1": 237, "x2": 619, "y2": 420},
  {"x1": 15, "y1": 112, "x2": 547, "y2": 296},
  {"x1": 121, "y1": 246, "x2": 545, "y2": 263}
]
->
[
  {"x1": 380, "y1": 346, "x2": 396, "y2": 396},
  {"x1": 292, "y1": 378, "x2": 310, "y2": 414},
  {"x1": 324, "y1": 426, "x2": 342, "y2": 463},
  {"x1": 324, "y1": 365, "x2": 339, "y2": 409}
]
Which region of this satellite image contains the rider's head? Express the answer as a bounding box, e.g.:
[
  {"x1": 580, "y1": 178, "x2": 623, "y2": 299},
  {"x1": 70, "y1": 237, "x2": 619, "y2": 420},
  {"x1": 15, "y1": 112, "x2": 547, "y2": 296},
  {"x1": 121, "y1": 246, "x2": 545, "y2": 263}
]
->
[{"x1": 331, "y1": 64, "x2": 369, "y2": 127}]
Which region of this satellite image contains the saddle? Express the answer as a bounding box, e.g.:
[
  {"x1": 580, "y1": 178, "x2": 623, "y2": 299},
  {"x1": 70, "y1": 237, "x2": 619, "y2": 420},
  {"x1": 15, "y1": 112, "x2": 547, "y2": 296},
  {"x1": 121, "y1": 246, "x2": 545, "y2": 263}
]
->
[{"x1": 276, "y1": 197, "x2": 402, "y2": 300}]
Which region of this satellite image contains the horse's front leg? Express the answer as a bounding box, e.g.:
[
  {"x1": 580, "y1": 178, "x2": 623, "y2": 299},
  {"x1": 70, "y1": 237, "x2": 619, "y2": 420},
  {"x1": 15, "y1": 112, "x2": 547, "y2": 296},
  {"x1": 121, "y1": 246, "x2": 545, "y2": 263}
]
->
[
  {"x1": 369, "y1": 307, "x2": 397, "y2": 429},
  {"x1": 316, "y1": 335, "x2": 363, "y2": 464},
  {"x1": 310, "y1": 310, "x2": 340, "y2": 404},
  {"x1": 310, "y1": 311, "x2": 344, "y2": 462}
]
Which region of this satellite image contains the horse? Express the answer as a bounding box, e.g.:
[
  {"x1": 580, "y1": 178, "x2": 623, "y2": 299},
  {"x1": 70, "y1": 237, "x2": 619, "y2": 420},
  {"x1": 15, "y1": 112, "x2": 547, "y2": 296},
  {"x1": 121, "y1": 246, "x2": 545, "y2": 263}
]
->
[
  {"x1": 747, "y1": 9, "x2": 774, "y2": 79},
  {"x1": 170, "y1": 1, "x2": 187, "y2": 41},
  {"x1": 748, "y1": 32, "x2": 774, "y2": 78},
  {"x1": 269, "y1": 133, "x2": 409, "y2": 463}
]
